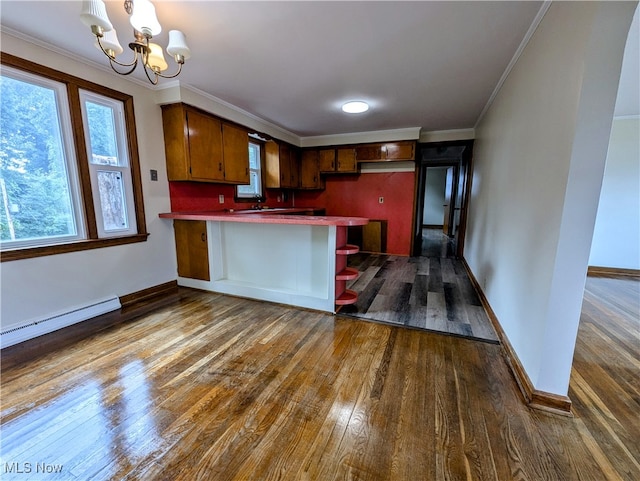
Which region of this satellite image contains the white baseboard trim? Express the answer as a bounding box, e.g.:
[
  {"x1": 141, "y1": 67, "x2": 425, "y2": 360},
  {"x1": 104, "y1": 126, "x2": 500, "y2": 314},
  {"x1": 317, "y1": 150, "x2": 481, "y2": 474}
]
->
[{"x1": 0, "y1": 297, "x2": 121, "y2": 349}]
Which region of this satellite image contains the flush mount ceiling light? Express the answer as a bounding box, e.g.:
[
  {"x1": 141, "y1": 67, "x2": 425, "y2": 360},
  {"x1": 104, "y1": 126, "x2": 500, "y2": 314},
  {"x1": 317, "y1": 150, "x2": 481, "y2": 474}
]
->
[
  {"x1": 80, "y1": 0, "x2": 191, "y2": 85},
  {"x1": 342, "y1": 101, "x2": 370, "y2": 114}
]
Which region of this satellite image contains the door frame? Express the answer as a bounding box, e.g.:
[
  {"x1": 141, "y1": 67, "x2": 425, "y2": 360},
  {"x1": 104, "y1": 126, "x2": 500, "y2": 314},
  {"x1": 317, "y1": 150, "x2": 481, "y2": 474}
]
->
[{"x1": 411, "y1": 139, "x2": 474, "y2": 258}]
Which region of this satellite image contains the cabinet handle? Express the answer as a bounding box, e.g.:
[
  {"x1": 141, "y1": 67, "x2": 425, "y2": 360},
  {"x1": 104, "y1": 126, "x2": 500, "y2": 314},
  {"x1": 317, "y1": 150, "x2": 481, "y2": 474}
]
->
[
  {"x1": 201, "y1": 233, "x2": 206, "y2": 242},
  {"x1": 218, "y1": 162, "x2": 223, "y2": 171}
]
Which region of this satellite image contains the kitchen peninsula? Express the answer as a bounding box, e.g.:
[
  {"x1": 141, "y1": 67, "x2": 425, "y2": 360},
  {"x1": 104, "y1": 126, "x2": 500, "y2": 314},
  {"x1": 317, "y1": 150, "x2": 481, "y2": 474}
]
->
[{"x1": 159, "y1": 210, "x2": 369, "y2": 313}]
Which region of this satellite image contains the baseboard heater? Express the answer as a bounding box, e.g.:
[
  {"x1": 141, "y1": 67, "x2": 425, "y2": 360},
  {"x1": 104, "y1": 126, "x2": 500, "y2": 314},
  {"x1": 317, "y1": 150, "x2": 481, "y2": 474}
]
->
[{"x1": 1, "y1": 296, "x2": 121, "y2": 349}]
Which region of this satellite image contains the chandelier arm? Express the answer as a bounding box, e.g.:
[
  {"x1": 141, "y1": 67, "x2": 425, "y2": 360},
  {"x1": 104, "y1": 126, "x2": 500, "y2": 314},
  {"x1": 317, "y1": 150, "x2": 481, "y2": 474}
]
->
[
  {"x1": 142, "y1": 64, "x2": 160, "y2": 86},
  {"x1": 96, "y1": 36, "x2": 140, "y2": 68},
  {"x1": 154, "y1": 62, "x2": 184, "y2": 80},
  {"x1": 107, "y1": 57, "x2": 140, "y2": 76}
]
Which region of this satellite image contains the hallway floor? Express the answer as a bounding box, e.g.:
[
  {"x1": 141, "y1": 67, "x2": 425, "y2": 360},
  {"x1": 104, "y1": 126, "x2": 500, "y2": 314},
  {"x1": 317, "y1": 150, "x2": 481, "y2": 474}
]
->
[{"x1": 340, "y1": 229, "x2": 498, "y2": 343}]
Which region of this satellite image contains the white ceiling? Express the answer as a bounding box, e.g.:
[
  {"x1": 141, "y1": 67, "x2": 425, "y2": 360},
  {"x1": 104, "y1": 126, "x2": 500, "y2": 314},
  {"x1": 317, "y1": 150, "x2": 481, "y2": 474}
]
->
[{"x1": 1, "y1": 1, "x2": 638, "y2": 138}]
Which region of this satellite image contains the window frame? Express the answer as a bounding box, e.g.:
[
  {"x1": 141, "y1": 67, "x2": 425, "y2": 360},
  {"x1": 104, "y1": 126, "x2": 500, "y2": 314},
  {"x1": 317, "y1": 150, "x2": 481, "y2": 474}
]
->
[
  {"x1": 235, "y1": 138, "x2": 266, "y2": 202},
  {"x1": 0, "y1": 52, "x2": 148, "y2": 262}
]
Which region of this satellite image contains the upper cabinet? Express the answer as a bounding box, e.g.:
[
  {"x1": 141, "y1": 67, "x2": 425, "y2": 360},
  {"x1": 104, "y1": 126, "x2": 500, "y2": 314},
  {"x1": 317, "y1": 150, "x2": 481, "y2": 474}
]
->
[
  {"x1": 355, "y1": 141, "x2": 416, "y2": 162},
  {"x1": 161, "y1": 103, "x2": 249, "y2": 184},
  {"x1": 300, "y1": 150, "x2": 325, "y2": 190},
  {"x1": 265, "y1": 140, "x2": 300, "y2": 189},
  {"x1": 318, "y1": 148, "x2": 358, "y2": 174}
]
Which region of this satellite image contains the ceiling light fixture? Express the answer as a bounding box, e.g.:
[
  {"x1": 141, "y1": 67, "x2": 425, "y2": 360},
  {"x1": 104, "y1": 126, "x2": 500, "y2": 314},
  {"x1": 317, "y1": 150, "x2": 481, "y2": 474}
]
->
[
  {"x1": 80, "y1": 0, "x2": 191, "y2": 85},
  {"x1": 342, "y1": 101, "x2": 370, "y2": 114}
]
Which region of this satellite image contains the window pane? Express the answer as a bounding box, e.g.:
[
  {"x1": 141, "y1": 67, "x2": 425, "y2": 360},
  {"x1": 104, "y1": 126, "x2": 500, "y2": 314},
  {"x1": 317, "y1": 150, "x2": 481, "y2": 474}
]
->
[
  {"x1": 85, "y1": 101, "x2": 120, "y2": 166},
  {"x1": 0, "y1": 74, "x2": 78, "y2": 245},
  {"x1": 248, "y1": 144, "x2": 259, "y2": 169},
  {"x1": 97, "y1": 170, "x2": 128, "y2": 231}
]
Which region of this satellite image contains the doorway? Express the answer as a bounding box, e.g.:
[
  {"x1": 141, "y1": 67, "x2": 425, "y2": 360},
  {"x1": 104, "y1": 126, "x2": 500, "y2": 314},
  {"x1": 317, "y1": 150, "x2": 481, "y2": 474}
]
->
[{"x1": 412, "y1": 140, "x2": 474, "y2": 258}]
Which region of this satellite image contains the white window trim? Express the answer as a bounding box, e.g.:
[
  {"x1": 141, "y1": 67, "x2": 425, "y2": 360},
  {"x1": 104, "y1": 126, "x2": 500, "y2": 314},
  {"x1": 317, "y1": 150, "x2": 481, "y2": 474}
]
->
[
  {"x1": 0, "y1": 66, "x2": 86, "y2": 250},
  {"x1": 79, "y1": 90, "x2": 137, "y2": 238}
]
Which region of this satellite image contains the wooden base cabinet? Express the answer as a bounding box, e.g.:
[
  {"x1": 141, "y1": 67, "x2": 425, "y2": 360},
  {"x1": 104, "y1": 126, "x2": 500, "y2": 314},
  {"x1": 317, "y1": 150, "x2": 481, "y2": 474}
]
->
[
  {"x1": 161, "y1": 103, "x2": 249, "y2": 184},
  {"x1": 174, "y1": 220, "x2": 210, "y2": 281}
]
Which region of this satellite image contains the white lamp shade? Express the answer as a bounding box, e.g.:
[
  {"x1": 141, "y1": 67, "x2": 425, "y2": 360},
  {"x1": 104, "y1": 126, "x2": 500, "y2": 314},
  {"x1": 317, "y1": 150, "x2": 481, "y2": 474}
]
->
[
  {"x1": 167, "y1": 30, "x2": 191, "y2": 60},
  {"x1": 147, "y1": 43, "x2": 168, "y2": 71},
  {"x1": 129, "y1": 0, "x2": 162, "y2": 37},
  {"x1": 96, "y1": 28, "x2": 124, "y2": 56},
  {"x1": 80, "y1": 0, "x2": 113, "y2": 31}
]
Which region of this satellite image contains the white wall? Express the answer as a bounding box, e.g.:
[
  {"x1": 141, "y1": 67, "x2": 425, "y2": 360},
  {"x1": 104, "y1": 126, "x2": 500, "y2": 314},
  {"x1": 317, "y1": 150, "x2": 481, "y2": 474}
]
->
[
  {"x1": 589, "y1": 117, "x2": 640, "y2": 269},
  {"x1": 465, "y1": 2, "x2": 636, "y2": 397},
  {"x1": 423, "y1": 168, "x2": 447, "y2": 225},
  {"x1": 0, "y1": 32, "x2": 178, "y2": 332}
]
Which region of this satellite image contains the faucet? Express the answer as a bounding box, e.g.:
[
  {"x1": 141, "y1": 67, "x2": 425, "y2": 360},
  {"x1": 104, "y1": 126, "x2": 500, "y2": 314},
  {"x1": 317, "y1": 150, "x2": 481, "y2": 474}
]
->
[{"x1": 252, "y1": 195, "x2": 263, "y2": 210}]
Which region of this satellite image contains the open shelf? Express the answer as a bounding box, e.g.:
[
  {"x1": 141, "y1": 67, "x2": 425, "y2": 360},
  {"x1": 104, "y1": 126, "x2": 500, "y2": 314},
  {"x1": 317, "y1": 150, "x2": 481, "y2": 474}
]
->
[
  {"x1": 335, "y1": 289, "x2": 358, "y2": 305},
  {"x1": 336, "y1": 244, "x2": 360, "y2": 255},
  {"x1": 336, "y1": 267, "x2": 359, "y2": 281}
]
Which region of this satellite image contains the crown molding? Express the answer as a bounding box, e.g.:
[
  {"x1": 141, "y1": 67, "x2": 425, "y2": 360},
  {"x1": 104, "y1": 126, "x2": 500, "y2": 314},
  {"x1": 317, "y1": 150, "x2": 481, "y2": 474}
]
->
[
  {"x1": 474, "y1": 1, "x2": 553, "y2": 129},
  {"x1": 155, "y1": 82, "x2": 300, "y2": 145},
  {"x1": 419, "y1": 128, "x2": 475, "y2": 143},
  {"x1": 0, "y1": 26, "x2": 157, "y2": 91},
  {"x1": 300, "y1": 127, "x2": 421, "y2": 148}
]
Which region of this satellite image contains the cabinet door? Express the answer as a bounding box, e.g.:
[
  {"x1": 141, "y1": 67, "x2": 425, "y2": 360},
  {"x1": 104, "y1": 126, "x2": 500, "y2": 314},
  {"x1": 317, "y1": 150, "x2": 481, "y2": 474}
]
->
[
  {"x1": 174, "y1": 220, "x2": 210, "y2": 281},
  {"x1": 384, "y1": 141, "x2": 415, "y2": 160},
  {"x1": 187, "y1": 110, "x2": 224, "y2": 181},
  {"x1": 222, "y1": 123, "x2": 249, "y2": 184},
  {"x1": 355, "y1": 144, "x2": 382, "y2": 162},
  {"x1": 289, "y1": 147, "x2": 300, "y2": 188},
  {"x1": 336, "y1": 148, "x2": 357, "y2": 173},
  {"x1": 318, "y1": 149, "x2": 336, "y2": 172},
  {"x1": 264, "y1": 141, "x2": 281, "y2": 188},
  {"x1": 300, "y1": 150, "x2": 324, "y2": 189},
  {"x1": 162, "y1": 104, "x2": 190, "y2": 181},
  {"x1": 278, "y1": 144, "x2": 292, "y2": 188}
]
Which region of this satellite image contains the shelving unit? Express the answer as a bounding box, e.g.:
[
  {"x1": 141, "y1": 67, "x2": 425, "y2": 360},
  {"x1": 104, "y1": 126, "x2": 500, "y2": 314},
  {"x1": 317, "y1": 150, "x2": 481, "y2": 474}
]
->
[{"x1": 335, "y1": 227, "x2": 360, "y2": 307}]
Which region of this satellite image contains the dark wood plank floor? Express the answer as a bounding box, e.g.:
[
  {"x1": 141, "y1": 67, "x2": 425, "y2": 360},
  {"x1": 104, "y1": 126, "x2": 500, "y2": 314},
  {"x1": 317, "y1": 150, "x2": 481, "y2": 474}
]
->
[
  {"x1": 1, "y1": 276, "x2": 638, "y2": 480},
  {"x1": 341, "y1": 229, "x2": 498, "y2": 342}
]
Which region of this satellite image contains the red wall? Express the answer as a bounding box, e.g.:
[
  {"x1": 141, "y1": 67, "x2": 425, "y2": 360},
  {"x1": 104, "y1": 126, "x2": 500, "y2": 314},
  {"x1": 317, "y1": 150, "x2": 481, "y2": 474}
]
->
[
  {"x1": 294, "y1": 172, "x2": 416, "y2": 256},
  {"x1": 168, "y1": 171, "x2": 416, "y2": 256},
  {"x1": 169, "y1": 182, "x2": 292, "y2": 212}
]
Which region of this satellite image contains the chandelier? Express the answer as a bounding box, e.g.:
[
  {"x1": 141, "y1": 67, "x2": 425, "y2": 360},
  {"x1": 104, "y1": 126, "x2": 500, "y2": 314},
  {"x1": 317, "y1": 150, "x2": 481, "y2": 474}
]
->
[{"x1": 80, "y1": 0, "x2": 191, "y2": 85}]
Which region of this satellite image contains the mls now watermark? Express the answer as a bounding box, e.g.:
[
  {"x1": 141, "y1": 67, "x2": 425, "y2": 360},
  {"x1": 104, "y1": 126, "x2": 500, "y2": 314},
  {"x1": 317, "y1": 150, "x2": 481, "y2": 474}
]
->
[{"x1": 3, "y1": 462, "x2": 64, "y2": 474}]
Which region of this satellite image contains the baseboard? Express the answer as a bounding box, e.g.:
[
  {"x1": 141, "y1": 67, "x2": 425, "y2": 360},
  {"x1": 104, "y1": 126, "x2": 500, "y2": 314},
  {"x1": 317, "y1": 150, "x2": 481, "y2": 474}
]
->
[
  {"x1": 461, "y1": 258, "x2": 573, "y2": 416},
  {"x1": 0, "y1": 281, "x2": 179, "y2": 351},
  {"x1": 587, "y1": 266, "x2": 640, "y2": 278},
  {"x1": 1, "y1": 296, "x2": 121, "y2": 349},
  {"x1": 120, "y1": 281, "x2": 179, "y2": 308},
  {"x1": 422, "y1": 224, "x2": 444, "y2": 229}
]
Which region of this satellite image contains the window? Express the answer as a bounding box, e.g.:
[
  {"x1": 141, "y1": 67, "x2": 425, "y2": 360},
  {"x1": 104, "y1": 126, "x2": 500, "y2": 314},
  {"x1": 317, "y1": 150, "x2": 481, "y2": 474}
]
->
[
  {"x1": 236, "y1": 141, "x2": 263, "y2": 199},
  {"x1": 0, "y1": 53, "x2": 147, "y2": 262}
]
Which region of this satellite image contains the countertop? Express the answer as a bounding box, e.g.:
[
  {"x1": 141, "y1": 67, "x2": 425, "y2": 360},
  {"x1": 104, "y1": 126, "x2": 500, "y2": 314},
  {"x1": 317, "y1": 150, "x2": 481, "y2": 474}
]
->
[{"x1": 159, "y1": 208, "x2": 369, "y2": 226}]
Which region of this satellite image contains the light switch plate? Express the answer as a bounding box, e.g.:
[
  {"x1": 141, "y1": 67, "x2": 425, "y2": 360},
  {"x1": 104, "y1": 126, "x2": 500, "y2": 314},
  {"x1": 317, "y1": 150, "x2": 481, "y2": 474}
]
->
[
  {"x1": 219, "y1": 194, "x2": 224, "y2": 203},
  {"x1": 150, "y1": 169, "x2": 158, "y2": 181}
]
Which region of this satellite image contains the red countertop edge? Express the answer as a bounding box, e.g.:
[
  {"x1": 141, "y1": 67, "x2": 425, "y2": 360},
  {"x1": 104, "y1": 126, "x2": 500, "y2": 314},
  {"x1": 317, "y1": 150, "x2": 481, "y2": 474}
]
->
[{"x1": 159, "y1": 210, "x2": 369, "y2": 227}]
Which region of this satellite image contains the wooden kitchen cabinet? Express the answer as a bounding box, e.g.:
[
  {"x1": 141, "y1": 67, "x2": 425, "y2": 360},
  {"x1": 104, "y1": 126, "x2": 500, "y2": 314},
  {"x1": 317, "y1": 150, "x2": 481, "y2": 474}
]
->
[
  {"x1": 318, "y1": 147, "x2": 358, "y2": 174},
  {"x1": 161, "y1": 103, "x2": 249, "y2": 184},
  {"x1": 265, "y1": 140, "x2": 300, "y2": 189},
  {"x1": 174, "y1": 220, "x2": 210, "y2": 281},
  {"x1": 355, "y1": 140, "x2": 416, "y2": 162},
  {"x1": 300, "y1": 150, "x2": 325, "y2": 190},
  {"x1": 336, "y1": 148, "x2": 357, "y2": 172}
]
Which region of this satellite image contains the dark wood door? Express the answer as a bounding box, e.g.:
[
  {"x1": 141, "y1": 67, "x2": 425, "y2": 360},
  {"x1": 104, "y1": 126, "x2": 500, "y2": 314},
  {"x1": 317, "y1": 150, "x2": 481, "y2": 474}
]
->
[{"x1": 174, "y1": 220, "x2": 210, "y2": 281}]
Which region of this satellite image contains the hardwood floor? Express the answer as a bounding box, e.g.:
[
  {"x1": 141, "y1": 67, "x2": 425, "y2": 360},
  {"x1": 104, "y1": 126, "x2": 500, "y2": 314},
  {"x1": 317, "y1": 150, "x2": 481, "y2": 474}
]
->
[{"x1": 1, "y1": 277, "x2": 637, "y2": 480}]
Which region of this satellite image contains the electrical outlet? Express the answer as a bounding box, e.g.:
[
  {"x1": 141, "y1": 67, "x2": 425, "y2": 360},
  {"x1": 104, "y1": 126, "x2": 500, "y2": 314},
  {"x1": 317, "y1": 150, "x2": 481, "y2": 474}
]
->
[
  {"x1": 378, "y1": 196, "x2": 384, "y2": 204},
  {"x1": 277, "y1": 195, "x2": 281, "y2": 203},
  {"x1": 150, "y1": 169, "x2": 158, "y2": 181},
  {"x1": 218, "y1": 194, "x2": 224, "y2": 204}
]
